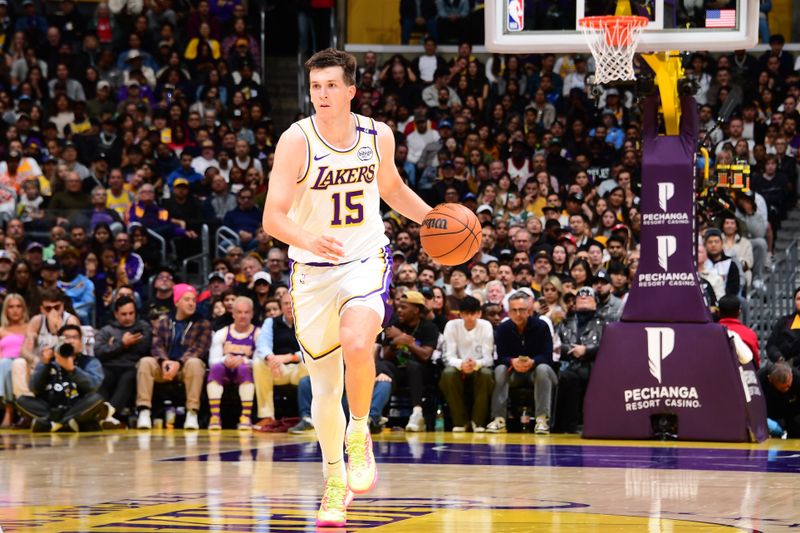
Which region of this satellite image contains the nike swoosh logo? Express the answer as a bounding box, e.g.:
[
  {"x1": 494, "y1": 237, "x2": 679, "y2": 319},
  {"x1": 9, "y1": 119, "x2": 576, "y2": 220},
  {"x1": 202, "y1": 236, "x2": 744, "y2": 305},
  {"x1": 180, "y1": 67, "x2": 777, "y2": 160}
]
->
[{"x1": 314, "y1": 154, "x2": 330, "y2": 161}]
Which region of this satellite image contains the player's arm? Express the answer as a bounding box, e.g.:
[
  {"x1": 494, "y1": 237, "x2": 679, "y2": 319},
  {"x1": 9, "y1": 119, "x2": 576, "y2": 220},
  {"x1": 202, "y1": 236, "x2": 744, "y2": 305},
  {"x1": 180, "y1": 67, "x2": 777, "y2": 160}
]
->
[
  {"x1": 263, "y1": 125, "x2": 344, "y2": 261},
  {"x1": 375, "y1": 122, "x2": 433, "y2": 224}
]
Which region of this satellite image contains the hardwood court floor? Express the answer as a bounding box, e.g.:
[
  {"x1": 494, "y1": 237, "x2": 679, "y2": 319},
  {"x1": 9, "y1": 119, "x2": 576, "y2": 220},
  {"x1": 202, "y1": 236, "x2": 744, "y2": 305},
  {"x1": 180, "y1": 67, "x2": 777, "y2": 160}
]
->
[{"x1": 1, "y1": 429, "x2": 799, "y2": 532}]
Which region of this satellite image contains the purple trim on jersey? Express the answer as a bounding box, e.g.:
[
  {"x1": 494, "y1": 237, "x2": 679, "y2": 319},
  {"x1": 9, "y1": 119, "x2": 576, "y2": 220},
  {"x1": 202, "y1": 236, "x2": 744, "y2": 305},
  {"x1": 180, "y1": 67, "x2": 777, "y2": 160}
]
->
[
  {"x1": 302, "y1": 257, "x2": 361, "y2": 268},
  {"x1": 338, "y1": 247, "x2": 393, "y2": 326}
]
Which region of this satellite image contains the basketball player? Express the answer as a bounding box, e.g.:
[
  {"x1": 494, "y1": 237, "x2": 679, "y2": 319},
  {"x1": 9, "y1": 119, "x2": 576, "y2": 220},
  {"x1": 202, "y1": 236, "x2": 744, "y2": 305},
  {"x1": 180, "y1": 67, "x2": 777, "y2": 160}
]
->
[{"x1": 263, "y1": 49, "x2": 432, "y2": 527}]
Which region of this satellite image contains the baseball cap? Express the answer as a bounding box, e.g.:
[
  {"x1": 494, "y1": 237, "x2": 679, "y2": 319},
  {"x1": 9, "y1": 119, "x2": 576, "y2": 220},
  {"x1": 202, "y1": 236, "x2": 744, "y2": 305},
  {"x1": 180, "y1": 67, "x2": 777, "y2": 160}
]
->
[
  {"x1": 593, "y1": 269, "x2": 610, "y2": 284},
  {"x1": 173, "y1": 178, "x2": 190, "y2": 188},
  {"x1": 42, "y1": 258, "x2": 60, "y2": 270},
  {"x1": 401, "y1": 290, "x2": 426, "y2": 306},
  {"x1": 542, "y1": 205, "x2": 558, "y2": 213},
  {"x1": 413, "y1": 111, "x2": 427, "y2": 123},
  {"x1": 567, "y1": 192, "x2": 584, "y2": 203},
  {"x1": 0, "y1": 250, "x2": 13, "y2": 262},
  {"x1": 558, "y1": 233, "x2": 577, "y2": 246},
  {"x1": 253, "y1": 271, "x2": 272, "y2": 285},
  {"x1": 208, "y1": 272, "x2": 225, "y2": 283},
  {"x1": 533, "y1": 250, "x2": 553, "y2": 265},
  {"x1": 577, "y1": 286, "x2": 597, "y2": 300},
  {"x1": 499, "y1": 248, "x2": 514, "y2": 258},
  {"x1": 441, "y1": 160, "x2": 454, "y2": 168},
  {"x1": 126, "y1": 79, "x2": 140, "y2": 88},
  {"x1": 125, "y1": 50, "x2": 142, "y2": 62},
  {"x1": 392, "y1": 249, "x2": 406, "y2": 259},
  {"x1": 476, "y1": 204, "x2": 494, "y2": 215},
  {"x1": 97, "y1": 80, "x2": 111, "y2": 91},
  {"x1": 231, "y1": 109, "x2": 243, "y2": 119},
  {"x1": 462, "y1": 192, "x2": 477, "y2": 202},
  {"x1": 606, "y1": 88, "x2": 620, "y2": 96},
  {"x1": 26, "y1": 242, "x2": 43, "y2": 252},
  {"x1": 704, "y1": 228, "x2": 723, "y2": 240},
  {"x1": 438, "y1": 119, "x2": 453, "y2": 129},
  {"x1": 611, "y1": 223, "x2": 629, "y2": 233}
]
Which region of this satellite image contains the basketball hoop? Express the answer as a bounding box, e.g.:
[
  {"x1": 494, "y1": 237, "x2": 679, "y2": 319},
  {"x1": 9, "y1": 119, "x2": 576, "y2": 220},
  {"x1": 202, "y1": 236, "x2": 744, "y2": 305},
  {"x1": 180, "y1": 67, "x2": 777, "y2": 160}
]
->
[{"x1": 579, "y1": 15, "x2": 649, "y2": 84}]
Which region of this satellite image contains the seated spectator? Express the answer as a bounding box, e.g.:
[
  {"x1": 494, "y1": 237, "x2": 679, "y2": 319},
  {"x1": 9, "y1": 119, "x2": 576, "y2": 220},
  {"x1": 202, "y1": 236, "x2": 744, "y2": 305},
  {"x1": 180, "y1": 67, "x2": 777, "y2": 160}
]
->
[
  {"x1": 166, "y1": 151, "x2": 203, "y2": 190},
  {"x1": 438, "y1": 296, "x2": 494, "y2": 432},
  {"x1": 554, "y1": 286, "x2": 605, "y2": 433},
  {"x1": 136, "y1": 284, "x2": 210, "y2": 430},
  {"x1": 94, "y1": 296, "x2": 152, "y2": 428},
  {"x1": 127, "y1": 184, "x2": 185, "y2": 239},
  {"x1": 703, "y1": 228, "x2": 740, "y2": 297},
  {"x1": 758, "y1": 362, "x2": 800, "y2": 438},
  {"x1": 14, "y1": 288, "x2": 81, "y2": 423},
  {"x1": 223, "y1": 188, "x2": 261, "y2": 250},
  {"x1": 592, "y1": 270, "x2": 623, "y2": 323},
  {"x1": 16, "y1": 324, "x2": 106, "y2": 432},
  {"x1": 56, "y1": 247, "x2": 95, "y2": 325},
  {"x1": 436, "y1": 0, "x2": 469, "y2": 44},
  {"x1": 766, "y1": 287, "x2": 800, "y2": 366},
  {"x1": 207, "y1": 296, "x2": 259, "y2": 431},
  {"x1": 252, "y1": 292, "x2": 307, "y2": 430},
  {"x1": 0, "y1": 294, "x2": 29, "y2": 427},
  {"x1": 202, "y1": 168, "x2": 237, "y2": 226},
  {"x1": 145, "y1": 267, "x2": 176, "y2": 324},
  {"x1": 400, "y1": 0, "x2": 438, "y2": 44},
  {"x1": 49, "y1": 171, "x2": 91, "y2": 225},
  {"x1": 382, "y1": 290, "x2": 439, "y2": 432},
  {"x1": 489, "y1": 291, "x2": 556, "y2": 434}
]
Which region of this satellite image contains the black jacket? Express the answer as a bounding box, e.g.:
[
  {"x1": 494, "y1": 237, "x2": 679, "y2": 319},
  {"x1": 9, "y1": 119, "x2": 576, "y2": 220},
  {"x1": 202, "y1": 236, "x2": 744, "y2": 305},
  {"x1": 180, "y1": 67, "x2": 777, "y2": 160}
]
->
[
  {"x1": 495, "y1": 316, "x2": 553, "y2": 369},
  {"x1": 94, "y1": 318, "x2": 153, "y2": 368},
  {"x1": 766, "y1": 314, "x2": 800, "y2": 364}
]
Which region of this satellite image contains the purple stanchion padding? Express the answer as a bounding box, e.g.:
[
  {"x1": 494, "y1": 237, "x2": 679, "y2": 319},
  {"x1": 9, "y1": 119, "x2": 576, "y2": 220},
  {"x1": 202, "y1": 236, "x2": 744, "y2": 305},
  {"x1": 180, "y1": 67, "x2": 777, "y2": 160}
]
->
[
  {"x1": 583, "y1": 322, "x2": 768, "y2": 441},
  {"x1": 584, "y1": 95, "x2": 768, "y2": 442},
  {"x1": 621, "y1": 95, "x2": 710, "y2": 323}
]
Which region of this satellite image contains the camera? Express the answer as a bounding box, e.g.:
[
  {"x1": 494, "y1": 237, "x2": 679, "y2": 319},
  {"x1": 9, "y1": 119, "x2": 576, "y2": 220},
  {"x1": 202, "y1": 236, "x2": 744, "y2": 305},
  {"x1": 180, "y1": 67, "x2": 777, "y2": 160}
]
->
[{"x1": 56, "y1": 341, "x2": 75, "y2": 358}]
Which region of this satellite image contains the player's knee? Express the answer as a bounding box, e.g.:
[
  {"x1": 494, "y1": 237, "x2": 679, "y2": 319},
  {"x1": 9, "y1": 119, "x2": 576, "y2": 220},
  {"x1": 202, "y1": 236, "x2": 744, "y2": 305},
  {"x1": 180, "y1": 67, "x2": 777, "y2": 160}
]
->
[{"x1": 340, "y1": 331, "x2": 373, "y2": 357}]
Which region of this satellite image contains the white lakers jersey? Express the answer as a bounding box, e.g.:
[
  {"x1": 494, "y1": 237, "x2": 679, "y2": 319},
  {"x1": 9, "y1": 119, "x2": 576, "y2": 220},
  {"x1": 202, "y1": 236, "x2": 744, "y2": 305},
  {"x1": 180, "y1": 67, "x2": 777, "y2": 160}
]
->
[{"x1": 288, "y1": 113, "x2": 389, "y2": 264}]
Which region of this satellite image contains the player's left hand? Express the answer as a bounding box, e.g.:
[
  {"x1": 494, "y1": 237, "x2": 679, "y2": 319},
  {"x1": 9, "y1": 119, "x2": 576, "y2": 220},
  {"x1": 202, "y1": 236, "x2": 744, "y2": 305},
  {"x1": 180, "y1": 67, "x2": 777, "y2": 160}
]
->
[{"x1": 310, "y1": 235, "x2": 344, "y2": 261}]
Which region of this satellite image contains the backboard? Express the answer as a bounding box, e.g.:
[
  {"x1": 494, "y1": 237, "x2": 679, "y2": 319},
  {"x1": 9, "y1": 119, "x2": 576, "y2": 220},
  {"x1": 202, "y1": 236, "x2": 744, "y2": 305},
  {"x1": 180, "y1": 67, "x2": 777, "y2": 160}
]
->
[{"x1": 485, "y1": 0, "x2": 758, "y2": 53}]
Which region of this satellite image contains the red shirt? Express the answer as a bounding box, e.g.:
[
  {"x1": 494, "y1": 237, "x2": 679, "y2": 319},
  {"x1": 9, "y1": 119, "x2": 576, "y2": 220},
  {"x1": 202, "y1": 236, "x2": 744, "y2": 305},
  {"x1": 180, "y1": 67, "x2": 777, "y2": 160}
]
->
[{"x1": 719, "y1": 318, "x2": 760, "y2": 367}]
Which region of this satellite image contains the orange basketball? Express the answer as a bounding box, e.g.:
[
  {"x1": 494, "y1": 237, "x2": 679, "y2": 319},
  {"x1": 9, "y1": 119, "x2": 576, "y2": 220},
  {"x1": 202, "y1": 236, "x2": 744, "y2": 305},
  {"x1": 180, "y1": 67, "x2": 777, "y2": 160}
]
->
[{"x1": 420, "y1": 203, "x2": 482, "y2": 266}]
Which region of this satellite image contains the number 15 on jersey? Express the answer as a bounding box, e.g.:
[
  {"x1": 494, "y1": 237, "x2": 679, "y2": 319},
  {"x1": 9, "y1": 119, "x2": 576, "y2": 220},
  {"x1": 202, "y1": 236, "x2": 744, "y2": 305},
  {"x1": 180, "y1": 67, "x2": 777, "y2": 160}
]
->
[{"x1": 330, "y1": 190, "x2": 364, "y2": 226}]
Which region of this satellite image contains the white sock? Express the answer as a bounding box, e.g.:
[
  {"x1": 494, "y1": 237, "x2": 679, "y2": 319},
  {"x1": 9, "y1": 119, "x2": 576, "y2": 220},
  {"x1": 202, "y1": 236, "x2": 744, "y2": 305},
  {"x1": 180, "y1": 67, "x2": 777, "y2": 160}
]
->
[
  {"x1": 413, "y1": 406, "x2": 423, "y2": 415},
  {"x1": 348, "y1": 413, "x2": 368, "y2": 434},
  {"x1": 324, "y1": 458, "x2": 346, "y2": 481},
  {"x1": 306, "y1": 351, "x2": 347, "y2": 481}
]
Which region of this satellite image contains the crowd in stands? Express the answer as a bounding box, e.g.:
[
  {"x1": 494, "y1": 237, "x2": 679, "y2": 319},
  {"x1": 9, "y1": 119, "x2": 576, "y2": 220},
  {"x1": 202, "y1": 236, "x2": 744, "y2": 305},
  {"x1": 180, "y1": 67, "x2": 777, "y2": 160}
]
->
[{"x1": 0, "y1": 0, "x2": 798, "y2": 436}]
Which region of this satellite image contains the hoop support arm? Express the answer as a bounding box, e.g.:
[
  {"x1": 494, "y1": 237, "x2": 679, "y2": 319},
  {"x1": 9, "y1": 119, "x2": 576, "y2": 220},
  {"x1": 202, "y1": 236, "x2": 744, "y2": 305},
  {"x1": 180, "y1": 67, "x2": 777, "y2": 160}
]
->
[{"x1": 641, "y1": 51, "x2": 683, "y2": 136}]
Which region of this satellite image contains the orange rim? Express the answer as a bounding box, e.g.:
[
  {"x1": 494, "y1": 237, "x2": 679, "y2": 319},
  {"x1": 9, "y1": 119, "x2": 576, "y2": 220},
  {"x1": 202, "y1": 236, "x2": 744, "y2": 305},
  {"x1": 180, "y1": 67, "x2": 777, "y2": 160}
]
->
[{"x1": 579, "y1": 15, "x2": 649, "y2": 47}]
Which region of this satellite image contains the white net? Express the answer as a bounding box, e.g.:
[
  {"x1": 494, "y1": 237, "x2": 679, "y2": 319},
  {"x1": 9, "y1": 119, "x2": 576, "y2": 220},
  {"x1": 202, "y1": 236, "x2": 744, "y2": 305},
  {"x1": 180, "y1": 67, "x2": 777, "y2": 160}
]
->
[{"x1": 579, "y1": 16, "x2": 649, "y2": 84}]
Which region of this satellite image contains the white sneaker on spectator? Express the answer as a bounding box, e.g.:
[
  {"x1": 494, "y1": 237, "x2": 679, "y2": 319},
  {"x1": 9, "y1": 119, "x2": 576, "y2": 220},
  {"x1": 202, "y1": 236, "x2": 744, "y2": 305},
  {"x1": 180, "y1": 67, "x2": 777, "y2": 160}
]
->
[
  {"x1": 405, "y1": 411, "x2": 425, "y2": 432},
  {"x1": 534, "y1": 416, "x2": 550, "y2": 435},
  {"x1": 137, "y1": 409, "x2": 152, "y2": 430},
  {"x1": 486, "y1": 417, "x2": 506, "y2": 433},
  {"x1": 451, "y1": 425, "x2": 467, "y2": 433},
  {"x1": 471, "y1": 422, "x2": 486, "y2": 433},
  {"x1": 184, "y1": 410, "x2": 199, "y2": 430}
]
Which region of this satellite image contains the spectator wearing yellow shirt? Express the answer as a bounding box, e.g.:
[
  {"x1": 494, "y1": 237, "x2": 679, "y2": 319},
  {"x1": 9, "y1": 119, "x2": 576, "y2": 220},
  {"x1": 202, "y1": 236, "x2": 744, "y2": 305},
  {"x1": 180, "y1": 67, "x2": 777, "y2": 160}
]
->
[
  {"x1": 184, "y1": 22, "x2": 221, "y2": 61},
  {"x1": 105, "y1": 169, "x2": 134, "y2": 219}
]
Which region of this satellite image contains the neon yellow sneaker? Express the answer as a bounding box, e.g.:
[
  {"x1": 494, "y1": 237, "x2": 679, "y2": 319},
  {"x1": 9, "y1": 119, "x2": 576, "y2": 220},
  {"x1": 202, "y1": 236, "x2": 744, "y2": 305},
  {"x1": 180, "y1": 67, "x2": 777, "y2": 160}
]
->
[
  {"x1": 346, "y1": 430, "x2": 378, "y2": 494},
  {"x1": 315, "y1": 476, "x2": 353, "y2": 527}
]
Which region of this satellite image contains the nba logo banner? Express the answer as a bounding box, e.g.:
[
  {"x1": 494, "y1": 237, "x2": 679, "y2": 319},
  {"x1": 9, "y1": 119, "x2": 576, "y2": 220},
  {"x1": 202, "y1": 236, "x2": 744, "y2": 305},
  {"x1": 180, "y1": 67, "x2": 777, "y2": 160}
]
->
[{"x1": 507, "y1": 0, "x2": 523, "y2": 32}]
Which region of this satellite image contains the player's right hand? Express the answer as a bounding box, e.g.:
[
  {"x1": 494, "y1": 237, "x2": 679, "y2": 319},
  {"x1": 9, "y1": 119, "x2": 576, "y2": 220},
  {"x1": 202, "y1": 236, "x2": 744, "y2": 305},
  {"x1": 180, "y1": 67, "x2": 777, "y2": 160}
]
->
[{"x1": 310, "y1": 235, "x2": 344, "y2": 261}]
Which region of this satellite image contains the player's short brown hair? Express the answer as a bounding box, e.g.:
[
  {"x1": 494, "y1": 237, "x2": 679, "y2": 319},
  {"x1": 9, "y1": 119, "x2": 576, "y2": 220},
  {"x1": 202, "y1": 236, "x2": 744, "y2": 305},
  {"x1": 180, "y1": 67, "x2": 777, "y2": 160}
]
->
[{"x1": 305, "y1": 48, "x2": 357, "y2": 86}]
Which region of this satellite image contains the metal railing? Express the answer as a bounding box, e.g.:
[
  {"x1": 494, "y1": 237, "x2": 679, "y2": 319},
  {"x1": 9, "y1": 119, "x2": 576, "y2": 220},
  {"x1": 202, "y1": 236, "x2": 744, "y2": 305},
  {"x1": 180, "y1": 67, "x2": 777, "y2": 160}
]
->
[
  {"x1": 749, "y1": 240, "x2": 799, "y2": 355},
  {"x1": 179, "y1": 224, "x2": 210, "y2": 285},
  {"x1": 215, "y1": 225, "x2": 241, "y2": 258},
  {"x1": 146, "y1": 228, "x2": 168, "y2": 265}
]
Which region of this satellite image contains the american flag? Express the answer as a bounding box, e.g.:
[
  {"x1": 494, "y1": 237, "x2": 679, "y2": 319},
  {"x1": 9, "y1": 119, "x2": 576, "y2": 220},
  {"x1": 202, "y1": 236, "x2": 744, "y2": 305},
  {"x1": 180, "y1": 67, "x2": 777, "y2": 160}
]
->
[{"x1": 706, "y1": 9, "x2": 736, "y2": 28}]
